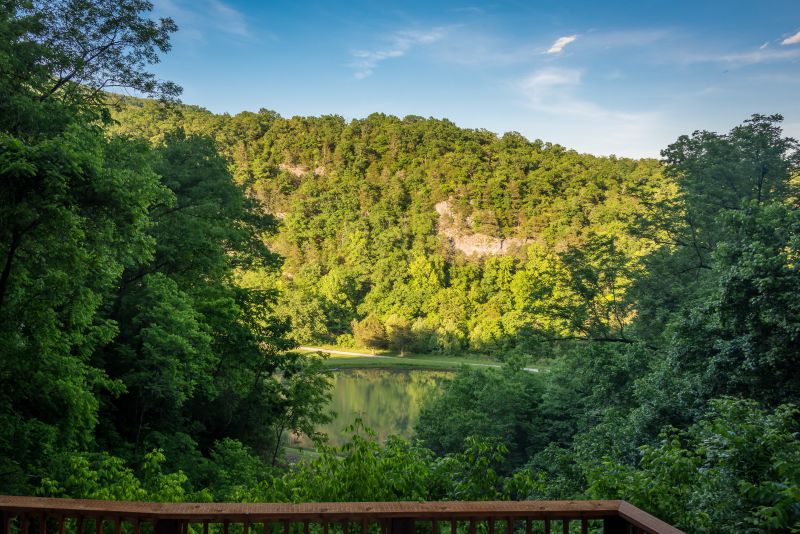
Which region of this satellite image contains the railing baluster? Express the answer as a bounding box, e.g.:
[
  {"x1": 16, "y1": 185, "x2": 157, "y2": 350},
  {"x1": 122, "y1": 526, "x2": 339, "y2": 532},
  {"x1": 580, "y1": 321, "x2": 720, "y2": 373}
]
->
[
  {"x1": 283, "y1": 521, "x2": 289, "y2": 534},
  {"x1": 487, "y1": 518, "x2": 494, "y2": 534},
  {"x1": 133, "y1": 519, "x2": 140, "y2": 534},
  {"x1": 561, "y1": 519, "x2": 568, "y2": 534},
  {"x1": 303, "y1": 521, "x2": 309, "y2": 534},
  {"x1": 114, "y1": 518, "x2": 120, "y2": 534},
  {"x1": 202, "y1": 522, "x2": 208, "y2": 534},
  {"x1": 543, "y1": 519, "x2": 550, "y2": 534},
  {"x1": 360, "y1": 518, "x2": 367, "y2": 534},
  {"x1": 155, "y1": 520, "x2": 181, "y2": 534},
  {"x1": 321, "y1": 520, "x2": 328, "y2": 534},
  {"x1": 602, "y1": 517, "x2": 626, "y2": 534},
  {"x1": 387, "y1": 520, "x2": 410, "y2": 534},
  {"x1": 580, "y1": 519, "x2": 587, "y2": 534},
  {"x1": 468, "y1": 519, "x2": 475, "y2": 534},
  {"x1": 95, "y1": 518, "x2": 102, "y2": 534},
  {"x1": 75, "y1": 517, "x2": 83, "y2": 534},
  {"x1": 449, "y1": 520, "x2": 455, "y2": 534},
  {"x1": 2, "y1": 513, "x2": 9, "y2": 534}
]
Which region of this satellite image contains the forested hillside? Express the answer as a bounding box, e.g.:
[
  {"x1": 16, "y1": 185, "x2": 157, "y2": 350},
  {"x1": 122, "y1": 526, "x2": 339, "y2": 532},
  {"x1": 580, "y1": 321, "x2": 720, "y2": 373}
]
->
[{"x1": 111, "y1": 100, "x2": 670, "y2": 355}]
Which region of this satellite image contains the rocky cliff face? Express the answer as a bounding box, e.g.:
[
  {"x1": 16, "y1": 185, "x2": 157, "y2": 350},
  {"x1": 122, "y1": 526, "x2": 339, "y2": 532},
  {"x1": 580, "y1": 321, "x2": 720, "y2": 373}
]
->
[{"x1": 434, "y1": 200, "x2": 529, "y2": 256}]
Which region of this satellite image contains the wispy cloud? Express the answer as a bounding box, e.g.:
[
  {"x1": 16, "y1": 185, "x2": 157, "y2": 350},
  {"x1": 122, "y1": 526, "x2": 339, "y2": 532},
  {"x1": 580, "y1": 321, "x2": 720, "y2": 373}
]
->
[
  {"x1": 782, "y1": 31, "x2": 800, "y2": 46},
  {"x1": 671, "y1": 29, "x2": 800, "y2": 64},
  {"x1": 429, "y1": 27, "x2": 669, "y2": 67},
  {"x1": 518, "y1": 67, "x2": 639, "y2": 120},
  {"x1": 350, "y1": 27, "x2": 450, "y2": 79},
  {"x1": 515, "y1": 67, "x2": 660, "y2": 156},
  {"x1": 545, "y1": 35, "x2": 577, "y2": 54},
  {"x1": 208, "y1": 0, "x2": 250, "y2": 38},
  {"x1": 681, "y1": 47, "x2": 800, "y2": 66},
  {"x1": 153, "y1": 0, "x2": 261, "y2": 43},
  {"x1": 519, "y1": 68, "x2": 581, "y2": 96}
]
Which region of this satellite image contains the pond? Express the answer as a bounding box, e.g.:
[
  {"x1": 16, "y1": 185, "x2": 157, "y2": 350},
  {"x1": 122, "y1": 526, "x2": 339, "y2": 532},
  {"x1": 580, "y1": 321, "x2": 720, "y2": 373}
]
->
[{"x1": 288, "y1": 368, "x2": 451, "y2": 450}]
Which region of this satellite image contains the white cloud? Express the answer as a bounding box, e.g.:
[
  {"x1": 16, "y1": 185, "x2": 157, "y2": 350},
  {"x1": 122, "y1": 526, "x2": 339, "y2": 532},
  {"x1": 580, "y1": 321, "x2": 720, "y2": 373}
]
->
[
  {"x1": 760, "y1": 42, "x2": 769, "y2": 50},
  {"x1": 683, "y1": 47, "x2": 800, "y2": 65},
  {"x1": 515, "y1": 68, "x2": 661, "y2": 157},
  {"x1": 520, "y1": 68, "x2": 582, "y2": 95},
  {"x1": 782, "y1": 31, "x2": 800, "y2": 46},
  {"x1": 350, "y1": 27, "x2": 449, "y2": 79},
  {"x1": 208, "y1": 0, "x2": 250, "y2": 38},
  {"x1": 545, "y1": 35, "x2": 577, "y2": 54},
  {"x1": 153, "y1": 0, "x2": 258, "y2": 42},
  {"x1": 428, "y1": 28, "x2": 669, "y2": 67}
]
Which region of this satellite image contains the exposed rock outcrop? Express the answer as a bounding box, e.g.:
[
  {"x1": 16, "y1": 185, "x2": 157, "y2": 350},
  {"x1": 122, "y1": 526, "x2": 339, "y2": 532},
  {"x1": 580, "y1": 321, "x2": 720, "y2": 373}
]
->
[
  {"x1": 434, "y1": 200, "x2": 528, "y2": 256},
  {"x1": 279, "y1": 163, "x2": 326, "y2": 177}
]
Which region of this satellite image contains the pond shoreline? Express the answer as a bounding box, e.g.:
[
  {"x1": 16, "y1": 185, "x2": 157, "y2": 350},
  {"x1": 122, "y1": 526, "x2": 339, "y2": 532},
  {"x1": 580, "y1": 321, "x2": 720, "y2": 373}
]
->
[{"x1": 295, "y1": 346, "x2": 544, "y2": 372}]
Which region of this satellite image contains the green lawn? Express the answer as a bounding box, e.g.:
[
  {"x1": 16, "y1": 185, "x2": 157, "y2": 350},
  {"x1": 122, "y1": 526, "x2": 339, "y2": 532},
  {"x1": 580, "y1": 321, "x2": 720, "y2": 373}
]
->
[{"x1": 295, "y1": 346, "x2": 548, "y2": 372}]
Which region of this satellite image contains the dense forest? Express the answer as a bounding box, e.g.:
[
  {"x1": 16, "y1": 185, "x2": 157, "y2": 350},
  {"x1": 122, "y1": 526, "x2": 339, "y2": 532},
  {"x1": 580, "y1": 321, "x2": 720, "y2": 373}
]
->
[
  {"x1": 110, "y1": 98, "x2": 668, "y2": 355},
  {"x1": 1, "y1": 1, "x2": 799, "y2": 533}
]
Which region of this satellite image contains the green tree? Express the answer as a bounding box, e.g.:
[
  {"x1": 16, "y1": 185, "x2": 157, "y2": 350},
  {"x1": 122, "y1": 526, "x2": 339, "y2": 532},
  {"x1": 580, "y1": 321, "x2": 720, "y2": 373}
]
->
[
  {"x1": 588, "y1": 399, "x2": 800, "y2": 533},
  {"x1": 416, "y1": 365, "x2": 545, "y2": 471},
  {"x1": 0, "y1": 0, "x2": 181, "y2": 493},
  {"x1": 34, "y1": 0, "x2": 181, "y2": 105},
  {"x1": 630, "y1": 114, "x2": 799, "y2": 344},
  {"x1": 353, "y1": 314, "x2": 388, "y2": 350}
]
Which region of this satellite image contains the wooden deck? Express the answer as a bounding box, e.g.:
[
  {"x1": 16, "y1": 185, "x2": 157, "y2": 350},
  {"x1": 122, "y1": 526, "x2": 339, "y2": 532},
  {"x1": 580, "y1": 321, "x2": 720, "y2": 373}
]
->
[{"x1": 0, "y1": 496, "x2": 683, "y2": 534}]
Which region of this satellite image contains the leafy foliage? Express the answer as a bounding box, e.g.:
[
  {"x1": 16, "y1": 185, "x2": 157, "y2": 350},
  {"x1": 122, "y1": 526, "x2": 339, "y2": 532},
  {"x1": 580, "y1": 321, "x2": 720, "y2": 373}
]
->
[
  {"x1": 110, "y1": 101, "x2": 668, "y2": 355},
  {"x1": 0, "y1": 0, "x2": 330, "y2": 497},
  {"x1": 588, "y1": 399, "x2": 800, "y2": 533},
  {"x1": 417, "y1": 364, "x2": 545, "y2": 471}
]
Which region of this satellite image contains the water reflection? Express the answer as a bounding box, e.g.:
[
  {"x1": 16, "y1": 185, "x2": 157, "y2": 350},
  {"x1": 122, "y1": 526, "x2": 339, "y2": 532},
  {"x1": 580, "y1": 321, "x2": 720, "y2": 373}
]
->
[{"x1": 289, "y1": 369, "x2": 451, "y2": 449}]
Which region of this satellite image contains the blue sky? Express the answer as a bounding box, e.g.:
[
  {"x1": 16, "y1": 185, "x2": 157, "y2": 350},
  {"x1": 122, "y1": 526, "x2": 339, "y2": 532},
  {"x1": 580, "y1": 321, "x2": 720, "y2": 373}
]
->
[{"x1": 150, "y1": 0, "x2": 800, "y2": 158}]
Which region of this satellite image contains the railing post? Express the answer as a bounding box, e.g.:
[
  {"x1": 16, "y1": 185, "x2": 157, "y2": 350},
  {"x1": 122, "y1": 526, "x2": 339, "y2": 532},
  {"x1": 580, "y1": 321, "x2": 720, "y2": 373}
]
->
[
  {"x1": 603, "y1": 517, "x2": 628, "y2": 534},
  {"x1": 2, "y1": 512, "x2": 9, "y2": 534},
  {"x1": 390, "y1": 519, "x2": 414, "y2": 534},
  {"x1": 155, "y1": 520, "x2": 183, "y2": 534}
]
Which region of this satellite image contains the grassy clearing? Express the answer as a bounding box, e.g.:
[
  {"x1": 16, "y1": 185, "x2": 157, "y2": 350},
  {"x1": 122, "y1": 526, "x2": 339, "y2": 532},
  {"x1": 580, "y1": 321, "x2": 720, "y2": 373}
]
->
[{"x1": 295, "y1": 346, "x2": 549, "y2": 372}]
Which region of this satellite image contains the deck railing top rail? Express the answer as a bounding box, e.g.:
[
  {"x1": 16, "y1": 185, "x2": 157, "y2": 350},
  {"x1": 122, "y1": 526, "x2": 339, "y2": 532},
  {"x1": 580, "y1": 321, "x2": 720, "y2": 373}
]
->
[{"x1": 0, "y1": 496, "x2": 684, "y2": 534}]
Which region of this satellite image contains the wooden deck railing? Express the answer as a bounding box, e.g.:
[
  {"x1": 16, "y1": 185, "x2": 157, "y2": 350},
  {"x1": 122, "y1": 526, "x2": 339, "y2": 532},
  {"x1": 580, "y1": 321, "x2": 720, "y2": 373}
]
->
[{"x1": 0, "y1": 497, "x2": 683, "y2": 534}]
